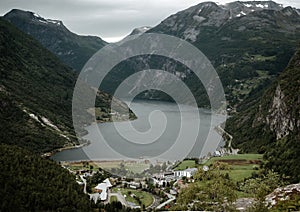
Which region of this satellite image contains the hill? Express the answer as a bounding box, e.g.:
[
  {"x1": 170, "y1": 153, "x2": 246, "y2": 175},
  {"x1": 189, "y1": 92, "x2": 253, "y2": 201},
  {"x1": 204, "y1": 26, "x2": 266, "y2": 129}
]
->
[
  {"x1": 0, "y1": 18, "x2": 132, "y2": 153},
  {"x1": 0, "y1": 144, "x2": 91, "y2": 211},
  {"x1": 4, "y1": 9, "x2": 107, "y2": 71}
]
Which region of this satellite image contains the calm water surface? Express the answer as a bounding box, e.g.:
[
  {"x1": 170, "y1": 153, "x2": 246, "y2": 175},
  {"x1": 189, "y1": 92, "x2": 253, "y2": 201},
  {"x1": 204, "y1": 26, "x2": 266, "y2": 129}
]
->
[{"x1": 51, "y1": 100, "x2": 226, "y2": 162}]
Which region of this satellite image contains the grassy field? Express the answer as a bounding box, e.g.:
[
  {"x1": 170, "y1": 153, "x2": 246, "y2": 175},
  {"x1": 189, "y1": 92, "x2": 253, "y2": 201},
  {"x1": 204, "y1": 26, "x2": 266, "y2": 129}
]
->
[
  {"x1": 203, "y1": 154, "x2": 263, "y2": 182},
  {"x1": 124, "y1": 163, "x2": 150, "y2": 174},
  {"x1": 204, "y1": 154, "x2": 263, "y2": 166},
  {"x1": 110, "y1": 196, "x2": 118, "y2": 203},
  {"x1": 202, "y1": 154, "x2": 264, "y2": 198},
  {"x1": 114, "y1": 188, "x2": 153, "y2": 207},
  {"x1": 174, "y1": 160, "x2": 196, "y2": 171},
  {"x1": 62, "y1": 160, "x2": 150, "y2": 174}
]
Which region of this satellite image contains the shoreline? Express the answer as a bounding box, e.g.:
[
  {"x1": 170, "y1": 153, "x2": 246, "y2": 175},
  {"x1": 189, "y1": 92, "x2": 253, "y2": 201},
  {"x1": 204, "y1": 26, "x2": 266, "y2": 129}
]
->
[
  {"x1": 47, "y1": 101, "x2": 227, "y2": 161},
  {"x1": 44, "y1": 115, "x2": 137, "y2": 159},
  {"x1": 42, "y1": 140, "x2": 91, "y2": 158}
]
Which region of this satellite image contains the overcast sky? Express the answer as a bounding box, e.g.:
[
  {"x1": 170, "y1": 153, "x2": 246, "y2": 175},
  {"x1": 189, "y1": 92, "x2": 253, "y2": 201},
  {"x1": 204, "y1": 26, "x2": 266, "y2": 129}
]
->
[{"x1": 1, "y1": 0, "x2": 299, "y2": 42}]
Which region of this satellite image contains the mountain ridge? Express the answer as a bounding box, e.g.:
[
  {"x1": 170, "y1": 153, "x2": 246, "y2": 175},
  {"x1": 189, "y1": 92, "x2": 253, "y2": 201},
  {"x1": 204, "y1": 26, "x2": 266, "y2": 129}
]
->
[{"x1": 3, "y1": 9, "x2": 107, "y2": 71}]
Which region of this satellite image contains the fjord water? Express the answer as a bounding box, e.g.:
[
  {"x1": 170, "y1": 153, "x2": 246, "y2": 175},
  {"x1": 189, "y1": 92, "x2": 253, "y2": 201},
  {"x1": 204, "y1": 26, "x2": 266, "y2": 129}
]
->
[{"x1": 51, "y1": 100, "x2": 226, "y2": 162}]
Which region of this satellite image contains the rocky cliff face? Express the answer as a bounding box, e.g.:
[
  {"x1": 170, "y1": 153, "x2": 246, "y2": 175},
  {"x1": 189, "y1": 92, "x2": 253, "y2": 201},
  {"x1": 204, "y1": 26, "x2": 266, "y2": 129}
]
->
[
  {"x1": 265, "y1": 184, "x2": 300, "y2": 209},
  {"x1": 254, "y1": 49, "x2": 300, "y2": 141},
  {"x1": 225, "y1": 47, "x2": 300, "y2": 181},
  {"x1": 264, "y1": 85, "x2": 298, "y2": 139},
  {"x1": 3, "y1": 9, "x2": 107, "y2": 71},
  {"x1": 227, "y1": 48, "x2": 300, "y2": 151}
]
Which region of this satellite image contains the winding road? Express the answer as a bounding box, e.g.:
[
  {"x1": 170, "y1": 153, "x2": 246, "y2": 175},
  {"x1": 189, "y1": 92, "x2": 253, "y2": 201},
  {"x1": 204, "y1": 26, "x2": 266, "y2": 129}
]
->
[
  {"x1": 109, "y1": 192, "x2": 129, "y2": 207},
  {"x1": 156, "y1": 192, "x2": 176, "y2": 210}
]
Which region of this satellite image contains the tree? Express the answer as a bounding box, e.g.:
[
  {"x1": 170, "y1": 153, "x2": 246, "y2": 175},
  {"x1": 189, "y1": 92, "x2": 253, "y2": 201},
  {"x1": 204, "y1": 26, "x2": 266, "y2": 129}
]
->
[
  {"x1": 240, "y1": 170, "x2": 283, "y2": 200},
  {"x1": 175, "y1": 165, "x2": 237, "y2": 211}
]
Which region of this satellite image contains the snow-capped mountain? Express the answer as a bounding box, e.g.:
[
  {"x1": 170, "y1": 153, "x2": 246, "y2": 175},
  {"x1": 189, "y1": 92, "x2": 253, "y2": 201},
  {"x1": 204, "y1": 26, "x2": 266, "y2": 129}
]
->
[
  {"x1": 4, "y1": 9, "x2": 107, "y2": 71},
  {"x1": 150, "y1": 1, "x2": 299, "y2": 42}
]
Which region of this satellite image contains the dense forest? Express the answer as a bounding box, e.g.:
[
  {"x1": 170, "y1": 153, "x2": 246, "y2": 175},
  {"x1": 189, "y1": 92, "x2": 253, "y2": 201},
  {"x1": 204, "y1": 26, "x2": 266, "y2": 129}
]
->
[
  {"x1": 0, "y1": 17, "x2": 139, "y2": 211},
  {"x1": 0, "y1": 145, "x2": 91, "y2": 211},
  {"x1": 0, "y1": 18, "x2": 134, "y2": 153}
]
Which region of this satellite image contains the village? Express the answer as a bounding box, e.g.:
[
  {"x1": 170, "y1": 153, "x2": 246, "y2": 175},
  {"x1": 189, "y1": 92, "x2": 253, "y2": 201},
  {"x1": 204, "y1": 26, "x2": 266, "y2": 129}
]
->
[
  {"x1": 61, "y1": 157, "x2": 205, "y2": 210},
  {"x1": 60, "y1": 149, "x2": 234, "y2": 210},
  {"x1": 57, "y1": 146, "x2": 300, "y2": 212}
]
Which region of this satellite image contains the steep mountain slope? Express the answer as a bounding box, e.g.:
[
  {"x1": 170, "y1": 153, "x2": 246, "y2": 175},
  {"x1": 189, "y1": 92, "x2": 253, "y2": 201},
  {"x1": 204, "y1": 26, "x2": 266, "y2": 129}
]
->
[
  {"x1": 0, "y1": 144, "x2": 91, "y2": 211},
  {"x1": 4, "y1": 9, "x2": 106, "y2": 71},
  {"x1": 226, "y1": 48, "x2": 300, "y2": 151},
  {"x1": 226, "y1": 48, "x2": 300, "y2": 182},
  {"x1": 0, "y1": 18, "x2": 130, "y2": 153},
  {"x1": 100, "y1": 1, "x2": 300, "y2": 109},
  {"x1": 152, "y1": 1, "x2": 300, "y2": 108}
]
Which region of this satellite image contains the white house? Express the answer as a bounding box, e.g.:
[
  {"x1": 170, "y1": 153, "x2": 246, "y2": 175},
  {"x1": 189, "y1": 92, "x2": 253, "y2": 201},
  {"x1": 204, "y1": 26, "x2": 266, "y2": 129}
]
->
[
  {"x1": 151, "y1": 177, "x2": 167, "y2": 186},
  {"x1": 174, "y1": 168, "x2": 198, "y2": 178},
  {"x1": 128, "y1": 181, "x2": 140, "y2": 189},
  {"x1": 214, "y1": 150, "x2": 221, "y2": 157},
  {"x1": 94, "y1": 178, "x2": 112, "y2": 201}
]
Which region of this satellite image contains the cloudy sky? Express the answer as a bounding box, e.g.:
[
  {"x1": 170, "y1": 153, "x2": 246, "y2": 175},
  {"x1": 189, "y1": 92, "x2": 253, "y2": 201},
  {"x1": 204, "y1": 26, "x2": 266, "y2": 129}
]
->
[{"x1": 1, "y1": 0, "x2": 299, "y2": 42}]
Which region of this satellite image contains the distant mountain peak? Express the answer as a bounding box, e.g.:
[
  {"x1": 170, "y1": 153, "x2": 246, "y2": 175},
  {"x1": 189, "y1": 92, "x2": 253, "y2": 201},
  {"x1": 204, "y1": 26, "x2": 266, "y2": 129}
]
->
[
  {"x1": 153, "y1": 0, "x2": 299, "y2": 37},
  {"x1": 237, "y1": 1, "x2": 283, "y2": 9},
  {"x1": 129, "y1": 26, "x2": 152, "y2": 35},
  {"x1": 5, "y1": 9, "x2": 65, "y2": 28},
  {"x1": 4, "y1": 9, "x2": 106, "y2": 71}
]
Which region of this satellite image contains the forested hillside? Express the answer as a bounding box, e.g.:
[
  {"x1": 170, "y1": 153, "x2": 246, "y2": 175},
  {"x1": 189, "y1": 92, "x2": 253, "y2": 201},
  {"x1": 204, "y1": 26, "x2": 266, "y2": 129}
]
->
[
  {"x1": 0, "y1": 18, "x2": 133, "y2": 153},
  {"x1": 0, "y1": 17, "x2": 136, "y2": 211},
  {"x1": 226, "y1": 48, "x2": 300, "y2": 182},
  {"x1": 0, "y1": 144, "x2": 91, "y2": 211}
]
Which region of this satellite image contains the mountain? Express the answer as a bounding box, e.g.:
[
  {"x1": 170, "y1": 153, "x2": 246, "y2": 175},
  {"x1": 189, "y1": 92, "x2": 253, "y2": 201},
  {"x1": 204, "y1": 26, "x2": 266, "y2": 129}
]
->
[
  {"x1": 99, "y1": 1, "x2": 300, "y2": 109},
  {"x1": 0, "y1": 144, "x2": 91, "y2": 211},
  {"x1": 129, "y1": 26, "x2": 152, "y2": 35},
  {"x1": 0, "y1": 18, "x2": 132, "y2": 153},
  {"x1": 3, "y1": 9, "x2": 107, "y2": 71},
  {"x1": 226, "y1": 48, "x2": 300, "y2": 182}
]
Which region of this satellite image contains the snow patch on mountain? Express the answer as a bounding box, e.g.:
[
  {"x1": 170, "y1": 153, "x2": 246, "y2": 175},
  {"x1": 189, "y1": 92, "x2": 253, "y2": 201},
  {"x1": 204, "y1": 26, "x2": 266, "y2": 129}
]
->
[
  {"x1": 256, "y1": 3, "x2": 266, "y2": 8},
  {"x1": 46, "y1": 19, "x2": 61, "y2": 25},
  {"x1": 32, "y1": 12, "x2": 62, "y2": 26},
  {"x1": 33, "y1": 13, "x2": 41, "y2": 18},
  {"x1": 38, "y1": 19, "x2": 48, "y2": 24},
  {"x1": 236, "y1": 11, "x2": 247, "y2": 17},
  {"x1": 244, "y1": 3, "x2": 252, "y2": 8}
]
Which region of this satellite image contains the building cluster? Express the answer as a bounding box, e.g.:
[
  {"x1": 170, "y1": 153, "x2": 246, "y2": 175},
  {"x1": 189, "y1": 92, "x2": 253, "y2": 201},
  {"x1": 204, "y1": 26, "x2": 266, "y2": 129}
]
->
[{"x1": 151, "y1": 167, "x2": 198, "y2": 187}]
